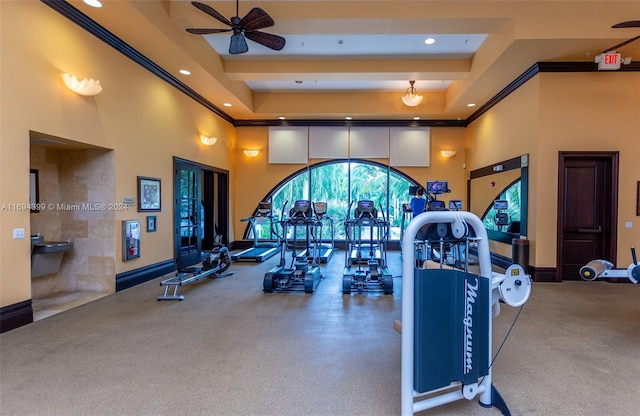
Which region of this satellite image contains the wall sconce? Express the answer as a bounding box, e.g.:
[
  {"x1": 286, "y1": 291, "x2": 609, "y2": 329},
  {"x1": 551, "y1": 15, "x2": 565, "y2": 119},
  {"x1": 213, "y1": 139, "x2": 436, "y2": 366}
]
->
[
  {"x1": 243, "y1": 149, "x2": 260, "y2": 157},
  {"x1": 440, "y1": 149, "x2": 457, "y2": 158},
  {"x1": 401, "y1": 80, "x2": 423, "y2": 107},
  {"x1": 61, "y1": 73, "x2": 102, "y2": 96},
  {"x1": 200, "y1": 135, "x2": 217, "y2": 146}
]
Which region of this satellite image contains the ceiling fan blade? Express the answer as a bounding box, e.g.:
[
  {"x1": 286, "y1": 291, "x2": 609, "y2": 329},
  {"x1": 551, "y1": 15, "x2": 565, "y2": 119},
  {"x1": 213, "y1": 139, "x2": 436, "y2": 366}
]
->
[
  {"x1": 229, "y1": 33, "x2": 249, "y2": 55},
  {"x1": 244, "y1": 31, "x2": 286, "y2": 51},
  {"x1": 186, "y1": 28, "x2": 232, "y2": 35},
  {"x1": 601, "y1": 34, "x2": 640, "y2": 53},
  {"x1": 239, "y1": 7, "x2": 275, "y2": 31},
  {"x1": 612, "y1": 21, "x2": 640, "y2": 28},
  {"x1": 191, "y1": 1, "x2": 232, "y2": 27}
]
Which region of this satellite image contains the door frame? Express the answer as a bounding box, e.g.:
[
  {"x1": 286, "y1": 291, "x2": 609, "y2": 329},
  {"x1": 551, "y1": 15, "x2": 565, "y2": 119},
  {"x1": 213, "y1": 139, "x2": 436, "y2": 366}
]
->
[
  {"x1": 556, "y1": 151, "x2": 619, "y2": 281},
  {"x1": 173, "y1": 157, "x2": 230, "y2": 267}
]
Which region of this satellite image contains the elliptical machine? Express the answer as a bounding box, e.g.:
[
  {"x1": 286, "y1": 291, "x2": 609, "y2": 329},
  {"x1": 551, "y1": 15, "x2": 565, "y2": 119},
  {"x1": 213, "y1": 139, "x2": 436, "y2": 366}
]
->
[
  {"x1": 342, "y1": 200, "x2": 393, "y2": 294},
  {"x1": 263, "y1": 200, "x2": 323, "y2": 293}
]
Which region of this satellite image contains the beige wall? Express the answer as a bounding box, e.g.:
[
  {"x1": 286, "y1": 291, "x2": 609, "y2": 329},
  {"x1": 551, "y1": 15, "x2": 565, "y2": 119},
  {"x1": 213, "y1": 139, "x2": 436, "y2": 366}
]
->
[
  {"x1": 234, "y1": 126, "x2": 467, "y2": 237},
  {"x1": 537, "y1": 72, "x2": 640, "y2": 267},
  {"x1": 1, "y1": 1, "x2": 235, "y2": 307},
  {"x1": 466, "y1": 72, "x2": 640, "y2": 268}
]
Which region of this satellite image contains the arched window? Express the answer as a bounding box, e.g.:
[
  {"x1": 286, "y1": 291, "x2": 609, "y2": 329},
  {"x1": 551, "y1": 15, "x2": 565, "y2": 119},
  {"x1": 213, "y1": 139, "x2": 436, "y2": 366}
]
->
[{"x1": 246, "y1": 159, "x2": 419, "y2": 241}]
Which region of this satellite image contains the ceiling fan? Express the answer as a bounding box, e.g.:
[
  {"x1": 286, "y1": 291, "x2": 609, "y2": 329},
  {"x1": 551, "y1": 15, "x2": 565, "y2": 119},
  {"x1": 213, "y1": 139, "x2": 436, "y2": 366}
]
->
[
  {"x1": 602, "y1": 20, "x2": 640, "y2": 53},
  {"x1": 186, "y1": 1, "x2": 286, "y2": 55}
]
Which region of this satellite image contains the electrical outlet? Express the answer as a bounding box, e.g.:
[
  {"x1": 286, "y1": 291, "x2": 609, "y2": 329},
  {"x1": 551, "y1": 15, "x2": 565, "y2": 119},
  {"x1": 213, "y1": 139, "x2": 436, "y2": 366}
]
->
[
  {"x1": 625, "y1": 222, "x2": 632, "y2": 229},
  {"x1": 12, "y1": 228, "x2": 25, "y2": 239}
]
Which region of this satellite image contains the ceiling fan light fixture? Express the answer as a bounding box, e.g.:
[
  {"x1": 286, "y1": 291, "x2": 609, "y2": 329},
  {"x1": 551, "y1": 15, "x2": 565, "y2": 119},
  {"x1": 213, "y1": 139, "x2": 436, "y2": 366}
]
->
[{"x1": 402, "y1": 80, "x2": 423, "y2": 107}]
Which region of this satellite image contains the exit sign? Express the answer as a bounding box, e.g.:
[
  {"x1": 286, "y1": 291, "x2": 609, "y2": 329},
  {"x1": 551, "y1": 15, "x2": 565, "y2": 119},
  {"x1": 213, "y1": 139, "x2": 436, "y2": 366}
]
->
[{"x1": 597, "y1": 53, "x2": 621, "y2": 70}]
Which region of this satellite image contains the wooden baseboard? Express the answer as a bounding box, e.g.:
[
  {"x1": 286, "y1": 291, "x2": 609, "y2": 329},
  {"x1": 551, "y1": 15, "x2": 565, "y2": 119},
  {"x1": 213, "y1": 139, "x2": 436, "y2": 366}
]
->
[
  {"x1": 116, "y1": 259, "x2": 176, "y2": 291},
  {"x1": 0, "y1": 299, "x2": 33, "y2": 333},
  {"x1": 530, "y1": 266, "x2": 559, "y2": 282}
]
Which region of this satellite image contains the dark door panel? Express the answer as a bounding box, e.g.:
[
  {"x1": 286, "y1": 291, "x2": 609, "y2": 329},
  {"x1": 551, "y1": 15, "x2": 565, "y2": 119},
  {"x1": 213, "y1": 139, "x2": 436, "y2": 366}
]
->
[
  {"x1": 557, "y1": 153, "x2": 618, "y2": 281},
  {"x1": 174, "y1": 161, "x2": 202, "y2": 270}
]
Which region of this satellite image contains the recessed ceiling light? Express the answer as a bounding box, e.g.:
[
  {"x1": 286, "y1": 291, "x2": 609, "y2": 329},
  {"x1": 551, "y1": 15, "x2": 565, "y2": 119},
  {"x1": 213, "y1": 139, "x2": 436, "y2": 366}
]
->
[
  {"x1": 413, "y1": 116, "x2": 421, "y2": 120},
  {"x1": 179, "y1": 69, "x2": 191, "y2": 75},
  {"x1": 278, "y1": 116, "x2": 286, "y2": 120},
  {"x1": 467, "y1": 103, "x2": 476, "y2": 107},
  {"x1": 83, "y1": 0, "x2": 103, "y2": 8},
  {"x1": 345, "y1": 116, "x2": 352, "y2": 120},
  {"x1": 223, "y1": 103, "x2": 232, "y2": 107},
  {"x1": 424, "y1": 37, "x2": 436, "y2": 45}
]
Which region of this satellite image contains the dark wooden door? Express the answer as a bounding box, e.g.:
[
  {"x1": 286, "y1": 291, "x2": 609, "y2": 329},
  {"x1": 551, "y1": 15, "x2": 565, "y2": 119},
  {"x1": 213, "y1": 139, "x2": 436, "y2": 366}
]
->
[{"x1": 557, "y1": 152, "x2": 618, "y2": 280}]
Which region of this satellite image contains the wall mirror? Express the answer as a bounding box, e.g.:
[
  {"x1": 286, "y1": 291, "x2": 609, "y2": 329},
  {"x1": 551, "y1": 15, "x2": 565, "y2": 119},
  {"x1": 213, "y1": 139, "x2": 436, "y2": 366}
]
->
[{"x1": 467, "y1": 155, "x2": 528, "y2": 243}]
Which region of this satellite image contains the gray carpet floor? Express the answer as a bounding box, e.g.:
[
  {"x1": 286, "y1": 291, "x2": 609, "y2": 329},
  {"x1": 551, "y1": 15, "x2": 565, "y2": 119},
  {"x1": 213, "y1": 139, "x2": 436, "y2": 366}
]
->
[{"x1": 1, "y1": 251, "x2": 639, "y2": 416}]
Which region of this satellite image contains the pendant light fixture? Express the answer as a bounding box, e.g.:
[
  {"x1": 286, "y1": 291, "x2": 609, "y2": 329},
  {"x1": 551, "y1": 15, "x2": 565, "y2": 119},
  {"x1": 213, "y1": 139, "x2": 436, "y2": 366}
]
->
[{"x1": 402, "y1": 80, "x2": 423, "y2": 107}]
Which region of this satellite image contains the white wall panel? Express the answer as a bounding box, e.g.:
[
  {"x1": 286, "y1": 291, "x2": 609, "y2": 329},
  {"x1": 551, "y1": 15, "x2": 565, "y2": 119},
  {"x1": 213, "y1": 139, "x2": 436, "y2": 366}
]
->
[
  {"x1": 268, "y1": 126, "x2": 308, "y2": 164},
  {"x1": 389, "y1": 127, "x2": 430, "y2": 166},
  {"x1": 349, "y1": 127, "x2": 390, "y2": 158},
  {"x1": 309, "y1": 126, "x2": 349, "y2": 158}
]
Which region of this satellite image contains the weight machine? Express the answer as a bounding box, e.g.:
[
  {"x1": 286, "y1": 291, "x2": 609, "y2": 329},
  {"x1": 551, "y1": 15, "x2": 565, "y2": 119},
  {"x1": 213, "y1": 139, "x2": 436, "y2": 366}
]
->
[
  {"x1": 579, "y1": 247, "x2": 639, "y2": 284},
  {"x1": 342, "y1": 200, "x2": 393, "y2": 295},
  {"x1": 158, "y1": 235, "x2": 234, "y2": 301},
  {"x1": 263, "y1": 200, "x2": 323, "y2": 293},
  {"x1": 399, "y1": 211, "x2": 531, "y2": 415}
]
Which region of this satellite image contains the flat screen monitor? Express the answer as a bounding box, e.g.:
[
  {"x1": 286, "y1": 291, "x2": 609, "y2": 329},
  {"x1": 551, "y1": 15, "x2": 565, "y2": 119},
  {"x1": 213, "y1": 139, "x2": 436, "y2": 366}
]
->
[
  {"x1": 494, "y1": 199, "x2": 508, "y2": 210},
  {"x1": 449, "y1": 200, "x2": 463, "y2": 210},
  {"x1": 426, "y1": 180, "x2": 450, "y2": 194}
]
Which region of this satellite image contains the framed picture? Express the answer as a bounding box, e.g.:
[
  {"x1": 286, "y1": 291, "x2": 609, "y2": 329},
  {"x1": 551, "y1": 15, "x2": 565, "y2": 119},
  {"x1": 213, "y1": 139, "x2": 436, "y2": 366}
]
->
[
  {"x1": 137, "y1": 176, "x2": 161, "y2": 212},
  {"x1": 147, "y1": 215, "x2": 157, "y2": 232},
  {"x1": 122, "y1": 220, "x2": 141, "y2": 261},
  {"x1": 637, "y1": 181, "x2": 640, "y2": 216}
]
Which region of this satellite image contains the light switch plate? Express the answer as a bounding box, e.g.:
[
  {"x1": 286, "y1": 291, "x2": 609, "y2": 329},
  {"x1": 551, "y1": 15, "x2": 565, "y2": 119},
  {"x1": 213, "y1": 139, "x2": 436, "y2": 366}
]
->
[{"x1": 13, "y1": 228, "x2": 25, "y2": 239}]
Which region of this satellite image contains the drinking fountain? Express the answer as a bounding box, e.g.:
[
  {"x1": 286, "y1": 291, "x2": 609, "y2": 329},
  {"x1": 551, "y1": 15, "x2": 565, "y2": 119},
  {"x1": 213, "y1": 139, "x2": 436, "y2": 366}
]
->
[{"x1": 31, "y1": 233, "x2": 73, "y2": 278}]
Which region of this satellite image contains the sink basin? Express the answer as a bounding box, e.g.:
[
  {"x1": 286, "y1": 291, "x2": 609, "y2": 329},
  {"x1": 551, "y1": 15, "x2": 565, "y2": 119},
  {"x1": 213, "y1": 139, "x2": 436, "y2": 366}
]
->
[
  {"x1": 31, "y1": 235, "x2": 44, "y2": 245},
  {"x1": 32, "y1": 241, "x2": 73, "y2": 254}
]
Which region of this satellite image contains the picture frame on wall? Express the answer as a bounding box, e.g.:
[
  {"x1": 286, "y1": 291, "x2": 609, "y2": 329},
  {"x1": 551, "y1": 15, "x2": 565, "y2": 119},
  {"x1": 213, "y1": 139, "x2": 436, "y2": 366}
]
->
[
  {"x1": 637, "y1": 181, "x2": 640, "y2": 216},
  {"x1": 137, "y1": 176, "x2": 161, "y2": 212},
  {"x1": 123, "y1": 220, "x2": 140, "y2": 261},
  {"x1": 147, "y1": 215, "x2": 157, "y2": 232}
]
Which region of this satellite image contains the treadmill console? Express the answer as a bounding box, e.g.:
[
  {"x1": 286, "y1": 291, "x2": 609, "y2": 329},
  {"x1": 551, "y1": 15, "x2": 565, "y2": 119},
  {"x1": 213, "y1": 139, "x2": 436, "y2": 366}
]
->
[
  {"x1": 355, "y1": 200, "x2": 377, "y2": 218},
  {"x1": 427, "y1": 200, "x2": 447, "y2": 211},
  {"x1": 290, "y1": 200, "x2": 312, "y2": 218},
  {"x1": 257, "y1": 202, "x2": 271, "y2": 216},
  {"x1": 313, "y1": 202, "x2": 327, "y2": 216},
  {"x1": 494, "y1": 199, "x2": 508, "y2": 210}
]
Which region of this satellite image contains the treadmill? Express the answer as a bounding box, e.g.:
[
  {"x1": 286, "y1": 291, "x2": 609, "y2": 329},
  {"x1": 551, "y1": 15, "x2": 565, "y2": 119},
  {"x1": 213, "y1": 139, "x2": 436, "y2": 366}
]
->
[{"x1": 231, "y1": 202, "x2": 280, "y2": 262}]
